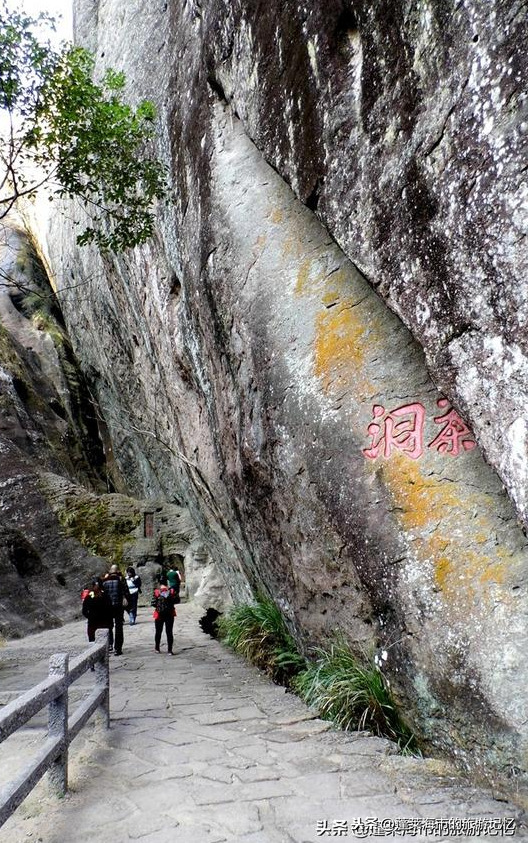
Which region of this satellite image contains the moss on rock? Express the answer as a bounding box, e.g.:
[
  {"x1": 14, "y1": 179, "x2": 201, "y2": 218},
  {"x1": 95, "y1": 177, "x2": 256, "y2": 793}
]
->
[{"x1": 57, "y1": 494, "x2": 141, "y2": 566}]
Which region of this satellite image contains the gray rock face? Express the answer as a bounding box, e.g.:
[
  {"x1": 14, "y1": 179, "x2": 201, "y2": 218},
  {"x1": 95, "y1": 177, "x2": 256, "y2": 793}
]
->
[
  {"x1": 207, "y1": 0, "x2": 528, "y2": 522},
  {"x1": 43, "y1": 0, "x2": 528, "y2": 785},
  {"x1": 0, "y1": 228, "x2": 219, "y2": 635},
  {"x1": 0, "y1": 226, "x2": 110, "y2": 636}
]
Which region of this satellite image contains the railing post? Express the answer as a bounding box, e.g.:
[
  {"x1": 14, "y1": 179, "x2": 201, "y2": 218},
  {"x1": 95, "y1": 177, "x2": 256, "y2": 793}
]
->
[
  {"x1": 95, "y1": 630, "x2": 110, "y2": 729},
  {"x1": 47, "y1": 653, "x2": 68, "y2": 795}
]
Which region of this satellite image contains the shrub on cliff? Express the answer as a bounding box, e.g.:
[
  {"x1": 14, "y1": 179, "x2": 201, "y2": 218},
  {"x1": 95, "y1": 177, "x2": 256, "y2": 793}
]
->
[{"x1": 0, "y1": 2, "x2": 166, "y2": 251}]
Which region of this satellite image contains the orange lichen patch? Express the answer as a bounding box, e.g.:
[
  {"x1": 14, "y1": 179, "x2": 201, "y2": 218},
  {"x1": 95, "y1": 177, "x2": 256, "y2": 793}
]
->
[
  {"x1": 295, "y1": 261, "x2": 351, "y2": 300},
  {"x1": 282, "y1": 236, "x2": 306, "y2": 261},
  {"x1": 381, "y1": 456, "x2": 466, "y2": 531},
  {"x1": 295, "y1": 257, "x2": 325, "y2": 296},
  {"x1": 314, "y1": 302, "x2": 376, "y2": 397},
  {"x1": 322, "y1": 289, "x2": 340, "y2": 308},
  {"x1": 435, "y1": 549, "x2": 507, "y2": 596},
  {"x1": 294, "y1": 258, "x2": 388, "y2": 397},
  {"x1": 429, "y1": 543, "x2": 508, "y2": 602},
  {"x1": 381, "y1": 454, "x2": 510, "y2": 604},
  {"x1": 433, "y1": 554, "x2": 452, "y2": 593},
  {"x1": 325, "y1": 267, "x2": 348, "y2": 290},
  {"x1": 479, "y1": 560, "x2": 507, "y2": 586}
]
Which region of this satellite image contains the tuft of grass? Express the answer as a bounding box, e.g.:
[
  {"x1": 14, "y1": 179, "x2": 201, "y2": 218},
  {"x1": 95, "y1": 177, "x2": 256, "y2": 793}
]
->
[
  {"x1": 294, "y1": 636, "x2": 419, "y2": 754},
  {"x1": 218, "y1": 599, "x2": 419, "y2": 755},
  {"x1": 217, "y1": 596, "x2": 307, "y2": 687}
]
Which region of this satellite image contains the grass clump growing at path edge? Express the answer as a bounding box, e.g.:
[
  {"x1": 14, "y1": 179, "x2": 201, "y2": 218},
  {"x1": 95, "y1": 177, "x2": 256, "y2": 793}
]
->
[
  {"x1": 218, "y1": 597, "x2": 418, "y2": 754},
  {"x1": 294, "y1": 636, "x2": 419, "y2": 754},
  {"x1": 216, "y1": 595, "x2": 307, "y2": 687}
]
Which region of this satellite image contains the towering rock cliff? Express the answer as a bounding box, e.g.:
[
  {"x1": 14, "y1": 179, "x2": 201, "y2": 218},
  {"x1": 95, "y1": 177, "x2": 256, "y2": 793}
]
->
[
  {"x1": 43, "y1": 0, "x2": 528, "y2": 787},
  {"x1": 0, "y1": 225, "x2": 108, "y2": 635},
  {"x1": 0, "y1": 226, "x2": 221, "y2": 635}
]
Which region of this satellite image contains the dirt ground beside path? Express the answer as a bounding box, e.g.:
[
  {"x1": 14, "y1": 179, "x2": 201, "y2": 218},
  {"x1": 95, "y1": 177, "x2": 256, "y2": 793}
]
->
[{"x1": 0, "y1": 602, "x2": 526, "y2": 843}]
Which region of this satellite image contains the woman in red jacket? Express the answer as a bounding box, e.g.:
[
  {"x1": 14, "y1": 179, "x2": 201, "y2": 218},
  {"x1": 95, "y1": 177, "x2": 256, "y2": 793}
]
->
[{"x1": 151, "y1": 583, "x2": 177, "y2": 655}]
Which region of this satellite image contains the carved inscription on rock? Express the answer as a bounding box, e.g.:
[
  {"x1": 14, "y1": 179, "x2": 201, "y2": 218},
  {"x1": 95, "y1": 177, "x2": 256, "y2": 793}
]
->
[{"x1": 363, "y1": 400, "x2": 476, "y2": 461}]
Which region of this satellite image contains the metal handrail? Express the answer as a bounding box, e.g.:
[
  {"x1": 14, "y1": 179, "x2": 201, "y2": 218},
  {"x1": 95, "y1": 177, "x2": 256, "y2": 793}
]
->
[{"x1": 0, "y1": 630, "x2": 110, "y2": 828}]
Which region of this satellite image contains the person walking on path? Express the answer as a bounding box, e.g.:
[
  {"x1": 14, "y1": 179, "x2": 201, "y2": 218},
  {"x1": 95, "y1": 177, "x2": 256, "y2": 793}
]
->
[
  {"x1": 166, "y1": 563, "x2": 182, "y2": 604},
  {"x1": 81, "y1": 578, "x2": 113, "y2": 643},
  {"x1": 125, "y1": 566, "x2": 142, "y2": 625},
  {"x1": 151, "y1": 583, "x2": 177, "y2": 654},
  {"x1": 102, "y1": 564, "x2": 130, "y2": 655}
]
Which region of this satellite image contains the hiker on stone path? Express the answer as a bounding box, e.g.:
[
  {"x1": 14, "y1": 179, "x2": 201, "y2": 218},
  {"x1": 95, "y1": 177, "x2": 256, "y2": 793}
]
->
[
  {"x1": 166, "y1": 563, "x2": 182, "y2": 604},
  {"x1": 82, "y1": 578, "x2": 113, "y2": 643},
  {"x1": 125, "y1": 566, "x2": 142, "y2": 625},
  {"x1": 102, "y1": 564, "x2": 130, "y2": 656},
  {"x1": 151, "y1": 582, "x2": 177, "y2": 655}
]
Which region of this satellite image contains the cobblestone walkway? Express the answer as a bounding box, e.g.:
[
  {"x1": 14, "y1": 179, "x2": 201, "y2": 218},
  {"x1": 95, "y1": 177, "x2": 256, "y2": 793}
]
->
[{"x1": 0, "y1": 602, "x2": 526, "y2": 842}]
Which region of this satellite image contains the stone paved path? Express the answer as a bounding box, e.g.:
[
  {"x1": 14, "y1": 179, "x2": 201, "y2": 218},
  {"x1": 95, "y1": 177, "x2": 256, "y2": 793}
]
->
[{"x1": 0, "y1": 602, "x2": 526, "y2": 843}]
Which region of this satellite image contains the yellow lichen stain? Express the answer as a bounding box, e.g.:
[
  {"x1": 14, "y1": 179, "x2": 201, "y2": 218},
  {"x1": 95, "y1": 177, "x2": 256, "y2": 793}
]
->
[
  {"x1": 282, "y1": 236, "x2": 305, "y2": 261},
  {"x1": 254, "y1": 234, "x2": 267, "y2": 252},
  {"x1": 479, "y1": 560, "x2": 507, "y2": 586},
  {"x1": 433, "y1": 555, "x2": 452, "y2": 593},
  {"x1": 322, "y1": 289, "x2": 340, "y2": 308},
  {"x1": 296, "y1": 263, "x2": 378, "y2": 397},
  {"x1": 314, "y1": 302, "x2": 376, "y2": 397},
  {"x1": 381, "y1": 456, "x2": 466, "y2": 531},
  {"x1": 295, "y1": 257, "x2": 323, "y2": 296},
  {"x1": 269, "y1": 208, "x2": 283, "y2": 224},
  {"x1": 381, "y1": 453, "x2": 509, "y2": 604},
  {"x1": 292, "y1": 257, "x2": 383, "y2": 397}
]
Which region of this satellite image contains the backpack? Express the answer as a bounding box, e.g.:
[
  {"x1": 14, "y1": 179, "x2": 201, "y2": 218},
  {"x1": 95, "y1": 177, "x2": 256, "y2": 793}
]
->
[{"x1": 155, "y1": 590, "x2": 173, "y2": 616}]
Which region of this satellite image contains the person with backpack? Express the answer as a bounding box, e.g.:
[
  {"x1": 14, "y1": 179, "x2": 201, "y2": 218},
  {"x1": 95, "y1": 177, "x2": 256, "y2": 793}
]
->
[
  {"x1": 102, "y1": 564, "x2": 130, "y2": 656},
  {"x1": 125, "y1": 566, "x2": 142, "y2": 625},
  {"x1": 166, "y1": 563, "x2": 182, "y2": 604},
  {"x1": 151, "y1": 583, "x2": 177, "y2": 655}
]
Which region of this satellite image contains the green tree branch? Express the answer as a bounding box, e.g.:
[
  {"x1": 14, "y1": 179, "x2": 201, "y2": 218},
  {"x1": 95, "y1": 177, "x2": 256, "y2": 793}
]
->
[{"x1": 0, "y1": 2, "x2": 167, "y2": 252}]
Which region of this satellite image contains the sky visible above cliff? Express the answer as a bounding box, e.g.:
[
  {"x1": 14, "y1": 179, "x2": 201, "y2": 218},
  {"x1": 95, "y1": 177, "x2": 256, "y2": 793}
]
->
[{"x1": 6, "y1": 0, "x2": 72, "y2": 40}]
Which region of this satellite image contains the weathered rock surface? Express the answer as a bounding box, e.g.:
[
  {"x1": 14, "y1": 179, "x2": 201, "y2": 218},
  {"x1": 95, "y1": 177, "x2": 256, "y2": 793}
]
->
[
  {"x1": 0, "y1": 226, "x2": 110, "y2": 636},
  {"x1": 41, "y1": 0, "x2": 528, "y2": 788},
  {"x1": 0, "y1": 227, "x2": 218, "y2": 635}
]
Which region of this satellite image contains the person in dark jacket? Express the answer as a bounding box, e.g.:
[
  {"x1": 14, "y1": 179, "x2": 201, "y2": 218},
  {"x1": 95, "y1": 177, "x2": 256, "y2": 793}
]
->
[
  {"x1": 151, "y1": 583, "x2": 176, "y2": 655},
  {"x1": 166, "y1": 564, "x2": 182, "y2": 604},
  {"x1": 102, "y1": 564, "x2": 130, "y2": 655},
  {"x1": 82, "y1": 579, "x2": 113, "y2": 643}
]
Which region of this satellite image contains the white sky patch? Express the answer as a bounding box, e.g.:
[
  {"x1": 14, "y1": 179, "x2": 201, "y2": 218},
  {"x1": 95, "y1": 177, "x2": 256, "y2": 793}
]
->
[
  {"x1": 0, "y1": 1, "x2": 73, "y2": 134},
  {"x1": 4, "y1": 0, "x2": 72, "y2": 42}
]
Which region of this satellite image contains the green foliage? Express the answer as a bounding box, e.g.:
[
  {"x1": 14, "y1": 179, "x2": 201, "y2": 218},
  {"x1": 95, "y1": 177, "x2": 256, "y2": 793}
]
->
[
  {"x1": 219, "y1": 596, "x2": 418, "y2": 754},
  {"x1": 0, "y1": 2, "x2": 167, "y2": 251},
  {"x1": 294, "y1": 637, "x2": 419, "y2": 754},
  {"x1": 217, "y1": 595, "x2": 307, "y2": 687}
]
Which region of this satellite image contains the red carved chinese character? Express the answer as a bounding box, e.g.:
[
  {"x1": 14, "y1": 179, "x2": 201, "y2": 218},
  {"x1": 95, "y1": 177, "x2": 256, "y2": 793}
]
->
[
  {"x1": 428, "y1": 399, "x2": 476, "y2": 456},
  {"x1": 363, "y1": 403, "x2": 426, "y2": 460}
]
